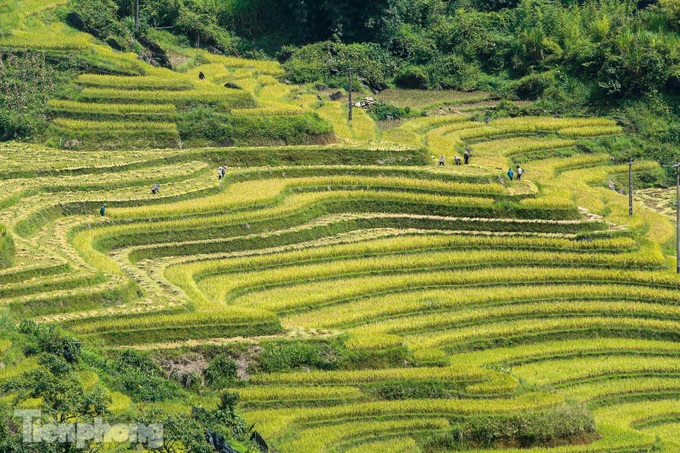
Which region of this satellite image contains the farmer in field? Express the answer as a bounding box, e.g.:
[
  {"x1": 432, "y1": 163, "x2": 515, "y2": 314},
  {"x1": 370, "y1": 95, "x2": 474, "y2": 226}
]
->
[
  {"x1": 100, "y1": 204, "x2": 106, "y2": 216},
  {"x1": 199, "y1": 71, "x2": 205, "y2": 80},
  {"x1": 464, "y1": 148, "x2": 471, "y2": 164},
  {"x1": 516, "y1": 165, "x2": 523, "y2": 181},
  {"x1": 507, "y1": 168, "x2": 514, "y2": 181},
  {"x1": 454, "y1": 155, "x2": 461, "y2": 165},
  {"x1": 439, "y1": 155, "x2": 445, "y2": 166},
  {"x1": 151, "y1": 184, "x2": 160, "y2": 194},
  {"x1": 218, "y1": 166, "x2": 225, "y2": 180}
]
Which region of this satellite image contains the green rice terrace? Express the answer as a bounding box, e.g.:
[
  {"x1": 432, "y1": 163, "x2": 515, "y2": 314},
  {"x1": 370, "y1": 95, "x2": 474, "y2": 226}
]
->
[{"x1": 1, "y1": 2, "x2": 680, "y2": 453}]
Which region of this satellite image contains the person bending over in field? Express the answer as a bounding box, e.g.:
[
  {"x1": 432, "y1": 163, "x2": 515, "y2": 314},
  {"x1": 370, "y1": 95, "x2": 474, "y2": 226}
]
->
[
  {"x1": 439, "y1": 155, "x2": 445, "y2": 166},
  {"x1": 151, "y1": 184, "x2": 160, "y2": 194},
  {"x1": 218, "y1": 166, "x2": 225, "y2": 180},
  {"x1": 454, "y1": 155, "x2": 461, "y2": 165}
]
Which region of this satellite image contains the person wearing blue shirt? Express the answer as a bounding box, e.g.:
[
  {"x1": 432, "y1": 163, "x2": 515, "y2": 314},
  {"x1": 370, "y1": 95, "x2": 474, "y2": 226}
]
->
[{"x1": 507, "y1": 168, "x2": 514, "y2": 181}]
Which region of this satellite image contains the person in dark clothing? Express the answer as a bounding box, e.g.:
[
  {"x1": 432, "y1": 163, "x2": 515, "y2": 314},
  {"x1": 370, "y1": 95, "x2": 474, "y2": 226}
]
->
[
  {"x1": 464, "y1": 148, "x2": 471, "y2": 164},
  {"x1": 199, "y1": 71, "x2": 205, "y2": 80},
  {"x1": 151, "y1": 184, "x2": 160, "y2": 194},
  {"x1": 454, "y1": 155, "x2": 461, "y2": 165},
  {"x1": 100, "y1": 204, "x2": 106, "y2": 216},
  {"x1": 439, "y1": 155, "x2": 445, "y2": 166}
]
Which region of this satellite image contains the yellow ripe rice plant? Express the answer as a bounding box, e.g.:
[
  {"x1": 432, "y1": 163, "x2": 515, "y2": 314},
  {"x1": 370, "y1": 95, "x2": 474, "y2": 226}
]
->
[
  {"x1": 349, "y1": 108, "x2": 378, "y2": 141},
  {"x1": 382, "y1": 128, "x2": 423, "y2": 147},
  {"x1": 344, "y1": 437, "x2": 420, "y2": 453},
  {"x1": 246, "y1": 392, "x2": 563, "y2": 438},
  {"x1": 278, "y1": 418, "x2": 448, "y2": 453},
  {"x1": 258, "y1": 84, "x2": 295, "y2": 102},
  {"x1": 53, "y1": 119, "x2": 178, "y2": 132},
  {"x1": 236, "y1": 386, "x2": 364, "y2": 402},
  {"x1": 461, "y1": 424, "x2": 655, "y2": 453},
  {"x1": 318, "y1": 101, "x2": 353, "y2": 140},
  {"x1": 109, "y1": 391, "x2": 132, "y2": 414},
  {"x1": 232, "y1": 102, "x2": 304, "y2": 116},
  {"x1": 344, "y1": 332, "x2": 403, "y2": 351},
  {"x1": 593, "y1": 399, "x2": 680, "y2": 428},
  {"x1": 234, "y1": 265, "x2": 672, "y2": 312},
  {"x1": 77, "y1": 74, "x2": 191, "y2": 90},
  {"x1": 233, "y1": 77, "x2": 260, "y2": 93},
  {"x1": 451, "y1": 338, "x2": 680, "y2": 369},
  {"x1": 0, "y1": 357, "x2": 38, "y2": 383},
  {"x1": 564, "y1": 377, "x2": 680, "y2": 402},
  {"x1": 77, "y1": 371, "x2": 100, "y2": 391},
  {"x1": 513, "y1": 355, "x2": 680, "y2": 386},
  {"x1": 251, "y1": 364, "x2": 486, "y2": 385},
  {"x1": 558, "y1": 126, "x2": 623, "y2": 137},
  {"x1": 472, "y1": 137, "x2": 577, "y2": 157},
  {"x1": 257, "y1": 75, "x2": 279, "y2": 85},
  {"x1": 48, "y1": 100, "x2": 176, "y2": 115},
  {"x1": 111, "y1": 175, "x2": 500, "y2": 219},
  {"x1": 79, "y1": 87, "x2": 251, "y2": 105},
  {"x1": 355, "y1": 300, "x2": 680, "y2": 336},
  {"x1": 206, "y1": 248, "x2": 662, "y2": 306},
  {"x1": 70, "y1": 307, "x2": 276, "y2": 335},
  {"x1": 407, "y1": 316, "x2": 680, "y2": 350}
]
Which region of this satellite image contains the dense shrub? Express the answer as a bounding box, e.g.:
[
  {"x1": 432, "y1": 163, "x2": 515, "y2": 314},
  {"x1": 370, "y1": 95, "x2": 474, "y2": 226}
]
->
[
  {"x1": 18, "y1": 321, "x2": 81, "y2": 363},
  {"x1": 111, "y1": 350, "x2": 180, "y2": 402},
  {"x1": 426, "y1": 54, "x2": 481, "y2": 90},
  {"x1": 369, "y1": 102, "x2": 416, "y2": 120},
  {"x1": 282, "y1": 41, "x2": 396, "y2": 91},
  {"x1": 0, "y1": 52, "x2": 57, "y2": 140},
  {"x1": 203, "y1": 354, "x2": 238, "y2": 388},
  {"x1": 0, "y1": 224, "x2": 13, "y2": 269}
]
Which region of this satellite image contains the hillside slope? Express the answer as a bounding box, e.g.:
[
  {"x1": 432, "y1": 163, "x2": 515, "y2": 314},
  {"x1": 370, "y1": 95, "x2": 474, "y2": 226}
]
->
[{"x1": 0, "y1": 3, "x2": 679, "y2": 453}]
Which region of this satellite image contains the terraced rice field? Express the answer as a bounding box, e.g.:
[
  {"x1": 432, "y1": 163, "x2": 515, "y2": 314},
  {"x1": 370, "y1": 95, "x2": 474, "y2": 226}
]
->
[
  {"x1": 2, "y1": 94, "x2": 678, "y2": 451},
  {"x1": 1, "y1": 6, "x2": 679, "y2": 450}
]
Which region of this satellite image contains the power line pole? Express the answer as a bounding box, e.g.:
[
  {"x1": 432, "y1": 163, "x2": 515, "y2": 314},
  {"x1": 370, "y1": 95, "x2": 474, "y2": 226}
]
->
[
  {"x1": 675, "y1": 162, "x2": 680, "y2": 274},
  {"x1": 628, "y1": 158, "x2": 634, "y2": 217},
  {"x1": 135, "y1": 0, "x2": 140, "y2": 37},
  {"x1": 347, "y1": 66, "x2": 353, "y2": 122}
]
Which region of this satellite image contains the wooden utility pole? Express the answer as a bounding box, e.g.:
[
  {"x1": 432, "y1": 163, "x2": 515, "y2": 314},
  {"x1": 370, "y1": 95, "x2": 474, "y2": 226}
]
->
[
  {"x1": 347, "y1": 66, "x2": 353, "y2": 122},
  {"x1": 135, "y1": 0, "x2": 140, "y2": 36},
  {"x1": 628, "y1": 158, "x2": 634, "y2": 217}
]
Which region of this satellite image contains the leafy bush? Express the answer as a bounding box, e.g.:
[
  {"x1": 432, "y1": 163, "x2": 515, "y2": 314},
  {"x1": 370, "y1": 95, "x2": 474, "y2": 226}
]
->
[
  {"x1": 426, "y1": 55, "x2": 481, "y2": 90},
  {"x1": 394, "y1": 65, "x2": 429, "y2": 89},
  {"x1": 18, "y1": 321, "x2": 81, "y2": 363},
  {"x1": 68, "y1": 0, "x2": 120, "y2": 37},
  {"x1": 203, "y1": 354, "x2": 238, "y2": 388},
  {"x1": 369, "y1": 102, "x2": 416, "y2": 121},
  {"x1": 111, "y1": 350, "x2": 180, "y2": 402},
  {"x1": 282, "y1": 41, "x2": 396, "y2": 91}
]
